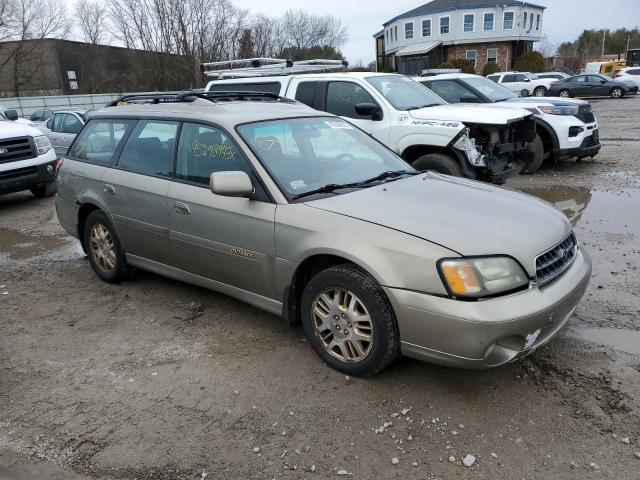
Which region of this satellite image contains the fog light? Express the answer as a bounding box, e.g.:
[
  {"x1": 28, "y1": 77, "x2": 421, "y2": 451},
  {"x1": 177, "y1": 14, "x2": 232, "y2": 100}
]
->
[
  {"x1": 46, "y1": 164, "x2": 54, "y2": 173},
  {"x1": 569, "y1": 126, "x2": 584, "y2": 137}
]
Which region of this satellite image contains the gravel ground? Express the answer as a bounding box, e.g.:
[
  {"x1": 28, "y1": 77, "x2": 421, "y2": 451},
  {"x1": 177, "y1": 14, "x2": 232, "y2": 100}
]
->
[{"x1": 1, "y1": 95, "x2": 640, "y2": 480}]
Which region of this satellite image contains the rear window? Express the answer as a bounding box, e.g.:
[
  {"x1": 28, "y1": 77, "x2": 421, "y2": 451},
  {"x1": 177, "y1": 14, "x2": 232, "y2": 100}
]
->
[
  {"x1": 116, "y1": 120, "x2": 178, "y2": 178},
  {"x1": 295, "y1": 82, "x2": 318, "y2": 108},
  {"x1": 68, "y1": 119, "x2": 132, "y2": 164},
  {"x1": 208, "y1": 82, "x2": 282, "y2": 95}
]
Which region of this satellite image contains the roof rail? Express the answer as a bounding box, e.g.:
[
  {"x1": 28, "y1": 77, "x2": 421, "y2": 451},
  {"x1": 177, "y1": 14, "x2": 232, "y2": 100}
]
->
[
  {"x1": 201, "y1": 57, "x2": 349, "y2": 79},
  {"x1": 107, "y1": 91, "x2": 284, "y2": 107}
]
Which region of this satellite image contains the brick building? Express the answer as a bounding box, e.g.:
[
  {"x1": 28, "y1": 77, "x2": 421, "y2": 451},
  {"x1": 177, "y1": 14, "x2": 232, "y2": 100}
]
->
[{"x1": 374, "y1": 0, "x2": 545, "y2": 76}]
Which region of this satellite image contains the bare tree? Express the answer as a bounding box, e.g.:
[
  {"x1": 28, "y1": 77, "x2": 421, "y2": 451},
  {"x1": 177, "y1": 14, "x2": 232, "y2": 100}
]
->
[{"x1": 75, "y1": 0, "x2": 108, "y2": 45}]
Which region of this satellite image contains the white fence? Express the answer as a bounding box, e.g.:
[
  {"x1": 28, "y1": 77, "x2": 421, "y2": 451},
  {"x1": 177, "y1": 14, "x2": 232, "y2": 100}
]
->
[{"x1": 0, "y1": 93, "x2": 131, "y2": 117}]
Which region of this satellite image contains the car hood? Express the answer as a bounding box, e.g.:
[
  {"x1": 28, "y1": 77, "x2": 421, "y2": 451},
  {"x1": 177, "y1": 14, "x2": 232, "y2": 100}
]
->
[
  {"x1": 408, "y1": 103, "x2": 532, "y2": 125},
  {"x1": 0, "y1": 119, "x2": 41, "y2": 138},
  {"x1": 305, "y1": 173, "x2": 571, "y2": 275}
]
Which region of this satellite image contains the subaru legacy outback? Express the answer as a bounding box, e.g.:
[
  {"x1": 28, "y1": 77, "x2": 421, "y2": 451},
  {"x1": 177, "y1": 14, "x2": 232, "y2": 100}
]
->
[{"x1": 56, "y1": 92, "x2": 591, "y2": 376}]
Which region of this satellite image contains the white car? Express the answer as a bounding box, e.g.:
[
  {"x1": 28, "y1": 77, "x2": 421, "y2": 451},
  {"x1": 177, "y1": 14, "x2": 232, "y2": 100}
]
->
[
  {"x1": 206, "y1": 72, "x2": 537, "y2": 184},
  {"x1": 486, "y1": 72, "x2": 556, "y2": 97},
  {"x1": 0, "y1": 117, "x2": 58, "y2": 197},
  {"x1": 0, "y1": 105, "x2": 36, "y2": 127},
  {"x1": 614, "y1": 67, "x2": 640, "y2": 88},
  {"x1": 416, "y1": 73, "x2": 601, "y2": 173}
]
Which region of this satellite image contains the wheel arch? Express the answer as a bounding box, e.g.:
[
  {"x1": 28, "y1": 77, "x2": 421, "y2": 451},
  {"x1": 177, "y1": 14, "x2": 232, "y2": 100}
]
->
[
  {"x1": 534, "y1": 118, "x2": 559, "y2": 159},
  {"x1": 400, "y1": 144, "x2": 474, "y2": 178}
]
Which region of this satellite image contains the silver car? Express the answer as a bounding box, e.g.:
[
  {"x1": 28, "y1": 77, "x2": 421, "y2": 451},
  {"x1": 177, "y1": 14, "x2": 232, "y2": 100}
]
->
[
  {"x1": 38, "y1": 109, "x2": 88, "y2": 157},
  {"x1": 55, "y1": 92, "x2": 591, "y2": 376}
]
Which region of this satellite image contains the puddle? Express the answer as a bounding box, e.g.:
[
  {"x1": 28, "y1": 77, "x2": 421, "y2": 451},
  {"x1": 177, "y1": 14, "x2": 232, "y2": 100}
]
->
[
  {"x1": 575, "y1": 328, "x2": 640, "y2": 356},
  {"x1": 520, "y1": 187, "x2": 640, "y2": 236},
  {"x1": 0, "y1": 228, "x2": 82, "y2": 263}
]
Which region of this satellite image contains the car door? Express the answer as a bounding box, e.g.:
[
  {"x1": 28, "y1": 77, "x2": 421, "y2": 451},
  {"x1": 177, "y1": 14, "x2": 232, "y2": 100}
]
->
[
  {"x1": 571, "y1": 76, "x2": 590, "y2": 96},
  {"x1": 100, "y1": 119, "x2": 178, "y2": 264},
  {"x1": 588, "y1": 75, "x2": 610, "y2": 95},
  {"x1": 499, "y1": 74, "x2": 519, "y2": 94},
  {"x1": 60, "y1": 113, "x2": 84, "y2": 155},
  {"x1": 168, "y1": 122, "x2": 277, "y2": 298},
  {"x1": 48, "y1": 113, "x2": 65, "y2": 156},
  {"x1": 321, "y1": 80, "x2": 390, "y2": 144}
]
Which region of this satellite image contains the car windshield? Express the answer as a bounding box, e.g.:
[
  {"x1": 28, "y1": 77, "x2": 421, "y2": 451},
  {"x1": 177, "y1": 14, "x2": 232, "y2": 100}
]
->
[
  {"x1": 237, "y1": 117, "x2": 414, "y2": 200},
  {"x1": 463, "y1": 76, "x2": 516, "y2": 102},
  {"x1": 366, "y1": 75, "x2": 445, "y2": 110}
]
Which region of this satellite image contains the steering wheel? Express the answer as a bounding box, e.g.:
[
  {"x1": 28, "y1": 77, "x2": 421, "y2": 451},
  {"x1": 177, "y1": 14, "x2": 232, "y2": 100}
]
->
[{"x1": 334, "y1": 153, "x2": 355, "y2": 164}]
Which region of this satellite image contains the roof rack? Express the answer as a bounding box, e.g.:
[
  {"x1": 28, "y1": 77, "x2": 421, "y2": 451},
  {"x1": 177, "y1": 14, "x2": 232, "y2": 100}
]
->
[
  {"x1": 107, "y1": 91, "x2": 284, "y2": 107},
  {"x1": 201, "y1": 57, "x2": 349, "y2": 79}
]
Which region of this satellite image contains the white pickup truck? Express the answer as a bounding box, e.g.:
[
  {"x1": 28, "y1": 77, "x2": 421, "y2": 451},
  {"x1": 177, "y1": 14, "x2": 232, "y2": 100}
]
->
[
  {"x1": 206, "y1": 72, "x2": 537, "y2": 184},
  {"x1": 1, "y1": 109, "x2": 58, "y2": 197}
]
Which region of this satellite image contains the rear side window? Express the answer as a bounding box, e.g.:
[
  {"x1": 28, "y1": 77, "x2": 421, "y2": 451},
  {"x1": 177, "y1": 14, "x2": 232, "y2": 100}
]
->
[
  {"x1": 208, "y1": 82, "x2": 281, "y2": 94},
  {"x1": 68, "y1": 120, "x2": 131, "y2": 164},
  {"x1": 326, "y1": 81, "x2": 378, "y2": 119},
  {"x1": 117, "y1": 120, "x2": 178, "y2": 178},
  {"x1": 295, "y1": 82, "x2": 318, "y2": 108},
  {"x1": 428, "y1": 80, "x2": 478, "y2": 103},
  {"x1": 629, "y1": 69, "x2": 640, "y2": 75},
  {"x1": 487, "y1": 75, "x2": 500, "y2": 83},
  {"x1": 176, "y1": 122, "x2": 250, "y2": 185},
  {"x1": 502, "y1": 74, "x2": 517, "y2": 82}
]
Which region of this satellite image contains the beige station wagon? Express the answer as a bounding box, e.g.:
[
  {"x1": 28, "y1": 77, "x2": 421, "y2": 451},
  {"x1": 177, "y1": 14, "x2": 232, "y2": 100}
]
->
[{"x1": 55, "y1": 92, "x2": 591, "y2": 376}]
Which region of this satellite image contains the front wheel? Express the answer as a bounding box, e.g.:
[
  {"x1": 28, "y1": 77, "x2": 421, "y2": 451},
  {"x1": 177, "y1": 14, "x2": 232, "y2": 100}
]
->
[
  {"x1": 83, "y1": 210, "x2": 128, "y2": 283},
  {"x1": 522, "y1": 135, "x2": 544, "y2": 174},
  {"x1": 30, "y1": 181, "x2": 57, "y2": 198},
  {"x1": 610, "y1": 87, "x2": 624, "y2": 99},
  {"x1": 558, "y1": 89, "x2": 571, "y2": 98},
  {"x1": 301, "y1": 265, "x2": 400, "y2": 376},
  {"x1": 412, "y1": 153, "x2": 462, "y2": 177},
  {"x1": 533, "y1": 86, "x2": 547, "y2": 97}
]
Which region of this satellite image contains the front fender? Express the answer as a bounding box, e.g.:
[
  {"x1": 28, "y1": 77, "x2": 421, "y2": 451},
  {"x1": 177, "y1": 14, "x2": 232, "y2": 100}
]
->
[{"x1": 394, "y1": 123, "x2": 465, "y2": 155}]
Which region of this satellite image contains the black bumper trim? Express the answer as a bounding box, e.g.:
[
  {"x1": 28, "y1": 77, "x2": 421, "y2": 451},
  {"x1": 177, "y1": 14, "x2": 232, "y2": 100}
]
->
[{"x1": 0, "y1": 160, "x2": 57, "y2": 195}]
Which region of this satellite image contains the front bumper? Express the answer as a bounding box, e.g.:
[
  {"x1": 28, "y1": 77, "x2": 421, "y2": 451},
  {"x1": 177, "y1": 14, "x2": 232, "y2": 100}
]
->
[
  {"x1": 554, "y1": 129, "x2": 601, "y2": 160},
  {"x1": 385, "y1": 249, "x2": 592, "y2": 369},
  {"x1": 0, "y1": 152, "x2": 57, "y2": 195}
]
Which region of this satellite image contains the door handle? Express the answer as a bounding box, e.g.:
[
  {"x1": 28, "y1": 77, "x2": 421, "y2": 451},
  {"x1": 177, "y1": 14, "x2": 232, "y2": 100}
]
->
[
  {"x1": 103, "y1": 184, "x2": 116, "y2": 195},
  {"x1": 173, "y1": 201, "x2": 190, "y2": 215}
]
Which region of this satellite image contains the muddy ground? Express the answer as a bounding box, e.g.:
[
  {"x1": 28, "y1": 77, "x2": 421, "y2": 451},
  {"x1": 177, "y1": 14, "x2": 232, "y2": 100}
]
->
[{"x1": 1, "y1": 96, "x2": 640, "y2": 480}]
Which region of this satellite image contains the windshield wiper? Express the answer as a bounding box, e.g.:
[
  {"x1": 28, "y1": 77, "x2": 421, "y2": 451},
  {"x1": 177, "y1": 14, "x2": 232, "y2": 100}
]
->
[
  {"x1": 405, "y1": 104, "x2": 440, "y2": 111},
  {"x1": 357, "y1": 170, "x2": 420, "y2": 185},
  {"x1": 292, "y1": 183, "x2": 361, "y2": 200},
  {"x1": 291, "y1": 171, "x2": 418, "y2": 200}
]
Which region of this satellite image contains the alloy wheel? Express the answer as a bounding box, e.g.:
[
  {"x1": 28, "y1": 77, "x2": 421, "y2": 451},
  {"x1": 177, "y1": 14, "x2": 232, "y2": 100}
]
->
[
  {"x1": 89, "y1": 223, "x2": 117, "y2": 272},
  {"x1": 311, "y1": 288, "x2": 374, "y2": 363},
  {"x1": 611, "y1": 88, "x2": 623, "y2": 98},
  {"x1": 559, "y1": 90, "x2": 570, "y2": 98}
]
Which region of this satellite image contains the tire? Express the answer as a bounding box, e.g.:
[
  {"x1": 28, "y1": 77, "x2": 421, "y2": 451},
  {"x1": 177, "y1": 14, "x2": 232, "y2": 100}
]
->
[
  {"x1": 610, "y1": 87, "x2": 624, "y2": 99},
  {"x1": 30, "y1": 181, "x2": 57, "y2": 198},
  {"x1": 522, "y1": 134, "x2": 544, "y2": 174},
  {"x1": 301, "y1": 264, "x2": 400, "y2": 377},
  {"x1": 83, "y1": 210, "x2": 128, "y2": 283},
  {"x1": 520, "y1": 89, "x2": 530, "y2": 97},
  {"x1": 558, "y1": 89, "x2": 571, "y2": 98},
  {"x1": 412, "y1": 153, "x2": 462, "y2": 177},
  {"x1": 533, "y1": 86, "x2": 547, "y2": 97}
]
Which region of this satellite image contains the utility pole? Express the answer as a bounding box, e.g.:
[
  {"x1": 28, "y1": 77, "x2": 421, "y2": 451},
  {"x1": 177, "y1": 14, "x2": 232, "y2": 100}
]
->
[{"x1": 601, "y1": 29, "x2": 606, "y2": 57}]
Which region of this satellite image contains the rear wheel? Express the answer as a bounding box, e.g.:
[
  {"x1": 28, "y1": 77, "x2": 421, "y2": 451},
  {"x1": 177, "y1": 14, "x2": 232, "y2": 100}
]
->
[
  {"x1": 520, "y1": 89, "x2": 530, "y2": 97},
  {"x1": 558, "y1": 89, "x2": 571, "y2": 98},
  {"x1": 412, "y1": 153, "x2": 462, "y2": 177},
  {"x1": 522, "y1": 135, "x2": 545, "y2": 174},
  {"x1": 83, "y1": 210, "x2": 128, "y2": 283},
  {"x1": 301, "y1": 265, "x2": 400, "y2": 376},
  {"x1": 533, "y1": 86, "x2": 547, "y2": 97},
  {"x1": 610, "y1": 87, "x2": 624, "y2": 99},
  {"x1": 30, "y1": 181, "x2": 56, "y2": 198}
]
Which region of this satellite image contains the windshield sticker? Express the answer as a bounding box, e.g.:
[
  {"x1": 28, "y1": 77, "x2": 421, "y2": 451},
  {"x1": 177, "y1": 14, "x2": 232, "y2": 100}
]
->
[
  {"x1": 325, "y1": 121, "x2": 353, "y2": 130},
  {"x1": 289, "y1": 179, "x2": 307, "y2": 190},
  {"x1": 411, "y1": 120, "x2": 460, "y2": 128},
  {"x1": 191, "y1": 139, "x2": 235, "y2": 161}
]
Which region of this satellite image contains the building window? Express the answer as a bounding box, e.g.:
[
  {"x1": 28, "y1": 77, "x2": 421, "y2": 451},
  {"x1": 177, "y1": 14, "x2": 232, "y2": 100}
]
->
[
  {"x1": 483, "y1": 13, "x2": 494, "y2": 31},
  {"x1": 523, "y1": 12, "x2": 527, "y2": 29},
  {"x1": 394, "y1": 25, "x2": 398, "y2": 42},
  {"x1": 466, "y1": 50, "x2": 477, "y2": 67},
  {"x1": 405, "y1": 22, "x2": 414, "y2": 39},
  {"x1": 440, "y1": 16, "x2": 450, "y2": 35},
  {"x1": 536, "y1": 13, "x2": 541, "y2": 30},
  {"x1": 503, "y1": 12, "x2": 514, "y2": 30},
  {"x1": 422, "y1": 19, "x2": 431, "y2": 37},
  {"x1": 487, "y1": 48, "x2": 498, "y2": 63},
  {"x1": 463, "y1": 14, "x2": 474, "y2": 32},
  {"x1": 530, "y1": 14, "x2": 534, "y2": 30}
]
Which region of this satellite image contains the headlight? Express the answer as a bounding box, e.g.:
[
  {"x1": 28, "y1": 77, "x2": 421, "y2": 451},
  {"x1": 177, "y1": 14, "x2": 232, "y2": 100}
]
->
[
  {"x1": 33, "y1": 135, "x2": 52, "y2": 155},
  {"x1": 438, "y1": 256, "x2": 529, "y2": 298},
  {"x1": 538, "y1": 105, "x2": 579, "y2": 116}
]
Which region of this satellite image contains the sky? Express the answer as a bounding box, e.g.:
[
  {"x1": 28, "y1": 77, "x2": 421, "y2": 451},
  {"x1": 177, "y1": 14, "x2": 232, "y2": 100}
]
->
[{"x1": 63, "y1": 0, "x2": 640, "y2": 64}]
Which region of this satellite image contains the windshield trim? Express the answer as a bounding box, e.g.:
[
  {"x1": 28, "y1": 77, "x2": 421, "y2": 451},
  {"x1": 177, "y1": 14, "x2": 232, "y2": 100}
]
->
[{"x1": 235, "y1": 115, "x2": 413, "y2": 203}]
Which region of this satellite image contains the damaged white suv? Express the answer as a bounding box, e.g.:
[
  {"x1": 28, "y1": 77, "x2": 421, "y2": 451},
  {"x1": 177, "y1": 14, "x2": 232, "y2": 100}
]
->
[{"x1": 206, "y1": 73, "x2": 537, "y2": 184}]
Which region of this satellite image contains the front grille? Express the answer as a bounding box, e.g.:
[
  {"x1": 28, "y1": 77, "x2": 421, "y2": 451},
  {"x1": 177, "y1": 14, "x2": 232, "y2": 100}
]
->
[
  {"x1": 0, "y1": 136, "x2": 35, "y2": 164},
  {"x1": 575, "y1": 105, "x2": 595, "y2": 124},
  {"x1": 535, "y1": 233, "x2": 578, "y2": 286},
  {"x1": 0, "y1": 166, "x2": 37, "y2": 180},
  {"x1": 581, "y1": 129, "x2": 599, "y2": 147}
]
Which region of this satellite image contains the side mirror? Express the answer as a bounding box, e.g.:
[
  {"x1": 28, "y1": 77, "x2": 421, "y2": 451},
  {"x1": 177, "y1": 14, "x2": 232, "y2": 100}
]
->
[
  {"x1": 5, "y1": 109, "x2": 19, "y2": 121},
  {"x1": 355, "y1": 103, "x2": 382, "y2": 120},
  {"x1": 460, "y1": 94, "x2": 481, "y2": 103},
  {"x1": 210, "y1": 171, "x2": 254, "y2": 198},
  {"x1": 600, "y1": 80, "x2": 607, "y2": 84},
  {"x1": 524, "y1": 78, "x2": 531, "y2": 82}
]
